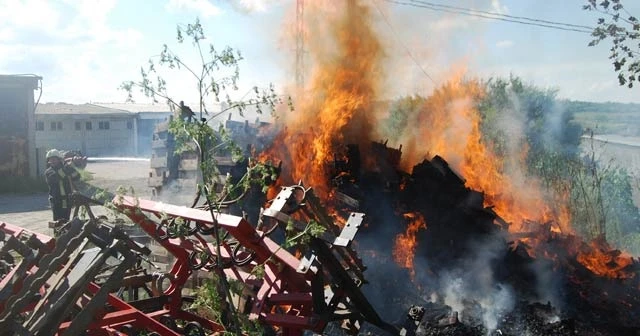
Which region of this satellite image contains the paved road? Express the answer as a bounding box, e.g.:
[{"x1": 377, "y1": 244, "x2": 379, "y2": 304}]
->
[
  {"x1": 0, "y1": 160, "x2": 151, "y2": 235},
  {"x1": 586, "y1": 134, "x2": 640, "y2": 147},
  {"x1": 581, "y1": 134, "x2": 640, "y2": 209}
]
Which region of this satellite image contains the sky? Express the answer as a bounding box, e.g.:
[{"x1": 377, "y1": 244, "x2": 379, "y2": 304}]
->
[{"x1": 1, "y1": 0, "x2": 639, "y2": 106}]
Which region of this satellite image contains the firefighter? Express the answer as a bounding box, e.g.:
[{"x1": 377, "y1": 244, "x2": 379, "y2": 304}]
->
[
  {"x1": 45, "y1": 149, "x2": 81, "y2": 222},
  {"x1": 179, "y1": 100, "x2": 195, "y2": 122}
]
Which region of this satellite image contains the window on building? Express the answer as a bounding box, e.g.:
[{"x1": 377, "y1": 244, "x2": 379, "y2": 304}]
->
[
  {"x1": 36, "y1": 121, "x2": 44, "y2": 131},
  {"x1": 86, "y1": 121, "x2": 92, "y2": 130},
  {"x1": 98, "y1": 121, "x2": 110, "y2": 130},
  {"x1": 75, "y1": 121, "x2": 82, "y2": 130},
  {"x1": 127, "y1": 121, "x2": 133, "y2": 129},
  {"x1": 50, "y1": 121, "x2": 62, "y2": 131}
]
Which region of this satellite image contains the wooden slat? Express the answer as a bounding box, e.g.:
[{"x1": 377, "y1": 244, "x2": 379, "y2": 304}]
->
[
  {"x1": 148, "y1": 176, "x2": 164, "y2": 187},
  {"x1": 150, "y1": 157, "x2": 167, "y2": 168},
  {"x1": 212, "y1": 156, "x2": 234, "y2": 166},
  {"x1": 178, "y1": 158, "x2": 198, "y2": 171},
  {"x1": 151, "y1": 139, "x2": 167, "y2": 149}
]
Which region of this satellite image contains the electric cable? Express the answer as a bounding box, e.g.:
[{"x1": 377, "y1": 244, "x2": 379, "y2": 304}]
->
[
  {"x1": 384, "y1": 0, "x2": 594, "y2": 34},
  {"x1": 373, "y1": 0, "x2": 436, "y2": 85}
]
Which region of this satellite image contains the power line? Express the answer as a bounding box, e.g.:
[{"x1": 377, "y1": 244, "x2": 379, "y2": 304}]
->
[
  {"x1": 384, "y1": 0, "x2": 594, "y2": 34},
  {"x1": 373, "y1": 0, "x2": 436, "y2": 85},
  {"x1": 394, "y1": 0, "x2": 594, "y2": 33},
  {"x1": 409, "y1": 0, "x2": 594, "y2": 30}
]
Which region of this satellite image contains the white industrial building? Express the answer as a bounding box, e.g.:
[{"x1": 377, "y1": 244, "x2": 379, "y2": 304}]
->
[{"x1": 35, "y1": 103, "x2": 172, "y2": 166}]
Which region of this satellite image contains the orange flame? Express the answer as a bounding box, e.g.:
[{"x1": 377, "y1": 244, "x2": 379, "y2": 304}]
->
[
  {"x1": 396, "y1": 74, "x2": 571, "y2": 234},
  {"x1": 393, "y1": 212, "x2": 427, "y2": 278},
  {"x1": 576, "y1": 239, "x2": 635, "y2": 279},
  {"x1": 264, "y1": 0, "x2": 383, "y2": 198},
  {"x1": 263, "y1": 1, "x2": 631, "y2": 282}
]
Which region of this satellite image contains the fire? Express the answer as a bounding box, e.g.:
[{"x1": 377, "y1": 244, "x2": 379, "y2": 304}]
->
[
  {"x1": 263, "y1": 0, "x2": 383, "y2": 198},
  {"x1": 576, "y1": 240, "x2": 635, "y2": 279},
  {"x1": 262, "y1": 1, "x2": 575, "y2": 245},
  {"x1": 396, "y1": 75, "x2": 571, "y2": 234},
  {"x1": 393, "y1": 212, "x2": 427, "y2": 278},
  {"x1": 259, "y1": 0, "x2": 632, "y2": 283}
]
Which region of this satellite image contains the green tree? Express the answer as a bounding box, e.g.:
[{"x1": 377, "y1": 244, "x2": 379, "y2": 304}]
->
[
  {"x1": 584, "y1": 0, "x2": 640, "y2": 87},
  {"x1": 121, "y1": 18, "x2": 286, "y2": 195},
  {"x1": 601, "y1": 166, "x2": 640, "y2": 237},
  {"x1": 569, "y1": 137, "x2": 640, "y2": 243},
  {"x1": 121, "y1": 18, "x2": 288, "y2": 334},
  {"x1": 476, "y1": 77, "x2": 640, "y2": 248},
  {"x1": 381, "y1": 95, "x2": 425, "y2": 143},
  {"x1": 477, "y1": 76, "x2": 582, "y2": 177}
]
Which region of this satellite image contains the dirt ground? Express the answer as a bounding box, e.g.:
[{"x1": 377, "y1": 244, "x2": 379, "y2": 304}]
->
[{"x1": 0, "y1": 160, "x2": 151, "y2": 236}]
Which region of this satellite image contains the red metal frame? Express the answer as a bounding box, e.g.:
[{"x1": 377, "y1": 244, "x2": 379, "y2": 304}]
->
[
  {"x1": 114, "y1": 196, "x2": 321, "y2": 335},
  {"x1": 0, "y1": 190, "x2": 385, "y2": 335},
  {"x1": 0, "y1": 222, "x2": 55, "y2": 312},
  {"x1": 0, "y1": 220, "x2": 225, "y2": 336}
]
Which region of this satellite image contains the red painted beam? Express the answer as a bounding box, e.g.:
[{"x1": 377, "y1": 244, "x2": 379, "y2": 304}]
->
[
  {"x1": 267, "y1": 292, "x2": 313, "y2": 304},
  {"x1": 0, "y1": 221, "x2": 54, "y2": 246}
]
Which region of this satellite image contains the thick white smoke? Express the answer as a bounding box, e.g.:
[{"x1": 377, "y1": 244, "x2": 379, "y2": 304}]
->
[{"x1": 439, "y1": 235, "x2": 516, "y2": 333}]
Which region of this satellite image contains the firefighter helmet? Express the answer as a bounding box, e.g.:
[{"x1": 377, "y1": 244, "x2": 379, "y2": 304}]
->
[{"x1": 46, "y1": 149, "x2": 63, "y2": 160}]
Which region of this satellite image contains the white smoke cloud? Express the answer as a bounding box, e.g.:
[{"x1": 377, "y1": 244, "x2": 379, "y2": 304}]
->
[
  {"x1": 479, "y1": 284, "x2": 515, "y2": 332},
  {"x1": 443, "y1": 277, "x2": 465, "y2": 317},
  {"x1": 439, "y1": 235, "x2": 516, "y2": 333},
  {"x1": 441, "y1": 274, "x2": 515, "y2": 333}
]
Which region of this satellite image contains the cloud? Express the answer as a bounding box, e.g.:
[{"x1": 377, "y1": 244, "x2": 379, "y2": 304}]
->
[
  {"x1": 0, "y1": 0, "x2": 138, "y2": 53},
  {"x1": 496, "y1": 40, "x2": 514, "y2": 48},
  {"x1": 587, "y1": 79, "x2": 616, "y2": 92},
  {"x1": 0, "y1": 0, "x2": 145, "y2": 103},
  {"x1": 0, "y1": 0, "x2": 61, "y2": 30},
  {"x1": 238, "y1": 0, "x2": 268, "y2": 12},
  {"x1": 232, "y1": 0, "x2": 285, "y2": 13},
  {"x1": 165, "y1": 0, "x2": 223, "y2": 17},
  {"x1": 0, "y1": 0, "x2": 137, "y2": 47},
  {"x1": 491, "y1": 0, "x2": 509, "y2": 15},
  {"x1": 475, "y1": 60, "x2": 640, "y2": 103},
  {"x1": 423, "y1": 0, "x2": 510, "y2": 34},
  {"x1": 429, "y1": 16, "x2": 471, "y2": 32},
  {"x1": 0, "y1": 27, "x2": 14, "y2": 41}
]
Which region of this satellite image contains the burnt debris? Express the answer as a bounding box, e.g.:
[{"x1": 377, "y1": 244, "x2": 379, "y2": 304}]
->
[{"x1": 326, "y1": 140, "x2": 640, "y2": 336}]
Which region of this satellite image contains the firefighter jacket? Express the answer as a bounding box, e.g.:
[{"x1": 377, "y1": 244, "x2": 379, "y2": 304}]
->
[{"x1": 45, "y1": 163, "x2": 81, "y2": 209}]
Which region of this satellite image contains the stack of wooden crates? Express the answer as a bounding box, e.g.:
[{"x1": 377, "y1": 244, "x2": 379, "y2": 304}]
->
[{"x1": 148, "y1": 117, "x2": 199, "y2": 199}]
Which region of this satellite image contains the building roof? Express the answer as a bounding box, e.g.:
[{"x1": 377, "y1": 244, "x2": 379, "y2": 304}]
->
[
  {"x1": 34, "y1": 101, "x2": 276, "y2": 123},
  {"x1": 94, "y1": 102, "x2": 273, "y2": 123},
  {"x1": 93, "y1": 102, "x2": 172, "y2": 113},
  {"x1": 0, "y1": 74, "x2": 42, "y2": 90},
  {"x1": 36, "y1": 103, "x2": 132, "y2": 115}
]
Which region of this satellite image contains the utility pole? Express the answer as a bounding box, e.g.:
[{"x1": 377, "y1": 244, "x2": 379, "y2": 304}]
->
[{"x1": 295, "y1": 0, "x2": 304, "y2": 92}]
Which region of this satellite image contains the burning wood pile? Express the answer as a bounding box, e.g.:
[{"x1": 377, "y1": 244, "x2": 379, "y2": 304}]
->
[
  {"x1": 312, "y1": 140, "x2": 640, "y2": 336},
  {"x1": 4, "y1": 0, "x2": 632, "y2": 334},
  {"x1": 253, "y1": 1, "x2": 640, "y2": 334}
]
